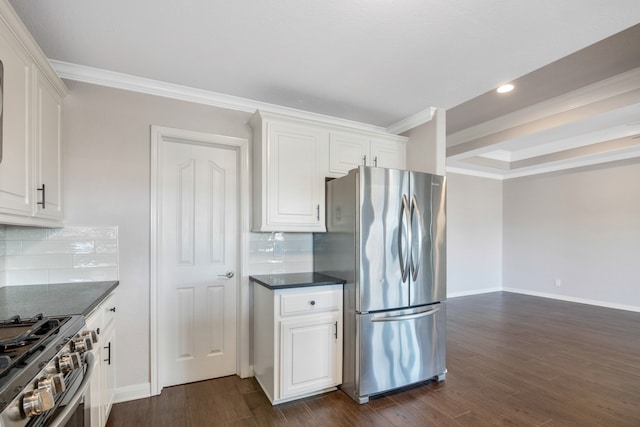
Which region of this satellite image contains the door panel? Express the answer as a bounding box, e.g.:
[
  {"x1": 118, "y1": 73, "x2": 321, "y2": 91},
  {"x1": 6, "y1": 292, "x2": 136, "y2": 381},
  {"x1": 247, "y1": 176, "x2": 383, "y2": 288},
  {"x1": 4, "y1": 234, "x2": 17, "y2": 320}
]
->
[
  {"x1": 358, "y1": 167, "x2": 409, "y2": 312},
  {"x1": 159, "y1": 140, "x2": 238, "y2": 387},
  {"x1": 409, "y1": 172, "x2": 447, "y2": 306},
  {"x1": 280, "y1": 315, "x2": 340, "y2": 398}
]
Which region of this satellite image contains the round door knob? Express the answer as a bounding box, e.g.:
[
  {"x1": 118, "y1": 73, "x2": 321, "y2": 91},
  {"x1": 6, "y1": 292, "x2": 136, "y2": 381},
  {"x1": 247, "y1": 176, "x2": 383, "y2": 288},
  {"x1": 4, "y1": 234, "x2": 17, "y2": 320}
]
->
[{"x1": 22, "y1": 388, "x2": 54, "y2": 417}]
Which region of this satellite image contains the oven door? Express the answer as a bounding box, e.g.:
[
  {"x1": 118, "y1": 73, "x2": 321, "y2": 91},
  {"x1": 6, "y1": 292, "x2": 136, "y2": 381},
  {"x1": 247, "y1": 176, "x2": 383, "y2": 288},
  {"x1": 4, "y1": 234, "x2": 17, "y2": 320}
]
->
[{"x1": 43, "y1": 352, "x2": 95, "y2": 427}]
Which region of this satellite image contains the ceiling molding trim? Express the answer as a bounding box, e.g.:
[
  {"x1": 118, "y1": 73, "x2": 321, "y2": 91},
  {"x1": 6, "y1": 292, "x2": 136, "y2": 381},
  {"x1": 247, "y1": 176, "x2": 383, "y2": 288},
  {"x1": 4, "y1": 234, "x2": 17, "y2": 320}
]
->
[
  {"x1": 445, "y1": 166, "x2": 505, "y2": 180},
  {"x1": 50, "y1": 60, "x2": 390, "y2": 134},
  {"x1": 0, "y1": 2, "x2": 68, "y2": 96},
  {"x1": 447, "y1": 88, "x2": 640, "y2": 158},
  {"x1": 386, "y1": 107, "x2": 436, "y2": 135},
  {"x1": 449, "y1": 149, "x2": 640, "y2": 180},
  {"x1": 447, "y1": 67, "x2": 640, "y2": 148}
]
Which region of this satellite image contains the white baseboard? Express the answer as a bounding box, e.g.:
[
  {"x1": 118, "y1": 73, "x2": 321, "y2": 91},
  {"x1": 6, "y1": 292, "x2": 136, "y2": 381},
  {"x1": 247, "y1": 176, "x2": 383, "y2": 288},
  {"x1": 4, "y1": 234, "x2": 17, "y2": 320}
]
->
[
  {"x1": 503, "y1": 287, "x2": 640, "y2": 313},
  {"x1": 114, "y1": 383, "x2": 152, "y2": 404},
  {"x1": 447, "y1": 287, "x2": 502, "y2": 299}
]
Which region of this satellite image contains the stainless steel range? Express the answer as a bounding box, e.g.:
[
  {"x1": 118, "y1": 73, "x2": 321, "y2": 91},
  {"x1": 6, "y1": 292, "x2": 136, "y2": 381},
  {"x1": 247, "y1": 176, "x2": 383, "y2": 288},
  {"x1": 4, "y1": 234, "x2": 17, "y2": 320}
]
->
[{"x1": 0, "y1": 314, "x2": 97, "y2": 427}]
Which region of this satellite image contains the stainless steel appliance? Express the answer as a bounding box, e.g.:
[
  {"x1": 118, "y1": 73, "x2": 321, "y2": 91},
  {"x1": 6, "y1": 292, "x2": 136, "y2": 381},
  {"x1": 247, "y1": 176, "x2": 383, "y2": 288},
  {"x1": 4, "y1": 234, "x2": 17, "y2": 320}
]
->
[
  {"x1": 314, "y1": 166, "x2": 447, "y2": 403},
  {"x1": 0, "y1": 314, "x2": 97, "y2": 427}
]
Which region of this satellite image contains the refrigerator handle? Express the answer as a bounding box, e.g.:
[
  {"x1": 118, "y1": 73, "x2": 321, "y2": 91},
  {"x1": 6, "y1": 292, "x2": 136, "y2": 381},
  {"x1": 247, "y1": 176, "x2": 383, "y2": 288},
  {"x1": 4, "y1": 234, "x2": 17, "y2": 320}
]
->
[
  {"x1": 399, "y1": 194, "x2": 410, "y2": 283},
  {"x1": 371, "y1": 306, "x2": 440, "y2": 322},
  {"x1": 410, "y1": 194, "x2": 424, "y2": 281}
]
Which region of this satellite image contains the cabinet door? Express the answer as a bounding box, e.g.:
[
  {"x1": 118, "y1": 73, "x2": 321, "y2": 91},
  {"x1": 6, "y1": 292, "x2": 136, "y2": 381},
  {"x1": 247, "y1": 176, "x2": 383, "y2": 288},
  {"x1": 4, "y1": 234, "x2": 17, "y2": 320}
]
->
[
  {"x1": 280, "y1": 314, "x2": 341, "y2": 398},
  {"x1": 370, "y1": 138, "x2": 406, "y2": 170},
  {"x1": 0, "y1": 26, "x2": 32, "y2": 216},
  {"x1": 101, "y1": 325, "x2": 116, "y2": 424},
  {"x1": 328, "y1": 131, "x2": 368, "y2": 175},
  {"x1": 264, "y1": 122, "x2": 326, "y2": 231},
  {"x1": 84, "y1": 311, "x2": 103, "y2": 427},
  {"x1": 34, "y1": 70, "x2": 63, "y2": 220}
]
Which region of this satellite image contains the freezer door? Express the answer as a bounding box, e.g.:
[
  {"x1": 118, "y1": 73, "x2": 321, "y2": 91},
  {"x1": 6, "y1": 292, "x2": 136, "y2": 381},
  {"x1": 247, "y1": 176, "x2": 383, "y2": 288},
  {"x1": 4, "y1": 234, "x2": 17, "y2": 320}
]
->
[
  {"x1": 409, "y1": 172, "x2": 446, "y2": 306},
  {"x1": 358, "y1": 167, "x2": 409, "y2": 312},
  {"x1": 357, "y1": 303, "x2": 446, "y2": 399}
]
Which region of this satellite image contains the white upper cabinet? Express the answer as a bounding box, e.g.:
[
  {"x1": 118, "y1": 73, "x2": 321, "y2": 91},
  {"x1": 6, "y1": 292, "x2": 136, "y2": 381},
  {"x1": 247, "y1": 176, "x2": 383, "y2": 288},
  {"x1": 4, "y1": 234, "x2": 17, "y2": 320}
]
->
[
  {"x1": 251, "y1": 111, "x2": 407, "y2": 233},
  {"x1": 34, "y1": 68, "x2": 63, "y2": 220},
  {"x1": 328, "y1": 130, "x2": 406, "y2": 176},
  {"x1": 251, "y1": 111, "x2": 328, "y2": 232},
  {"x1": 0, "y1": 23, "x2": 32, "y2": 217},
  {"x1": 0, "y1": 1, "x2": 67, "y2": 226}
]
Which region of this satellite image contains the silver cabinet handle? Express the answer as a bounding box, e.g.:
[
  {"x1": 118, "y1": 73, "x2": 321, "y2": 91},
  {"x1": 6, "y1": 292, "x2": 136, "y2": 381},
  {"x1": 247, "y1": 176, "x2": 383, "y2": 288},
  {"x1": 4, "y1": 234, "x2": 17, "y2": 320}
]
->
[
  {"x1": 218, "y1": 271, "x2": 234, "y2": 279},
  {"x1": 362, "y1": 154, "x2": 367, "y2": 166},
  {"x1": 374, "y1": 156, "x2": 378, "y2": 167},
  {"x1": 316, "y1": 204, "x2": 320, "y2": 221}
]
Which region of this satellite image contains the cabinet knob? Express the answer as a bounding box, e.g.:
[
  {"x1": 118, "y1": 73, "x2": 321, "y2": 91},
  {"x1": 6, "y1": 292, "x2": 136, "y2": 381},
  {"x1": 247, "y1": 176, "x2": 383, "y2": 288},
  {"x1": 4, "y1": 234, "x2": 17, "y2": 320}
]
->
[{"x1": 310, "y1": 300, "x2": 316, "y2": 306}]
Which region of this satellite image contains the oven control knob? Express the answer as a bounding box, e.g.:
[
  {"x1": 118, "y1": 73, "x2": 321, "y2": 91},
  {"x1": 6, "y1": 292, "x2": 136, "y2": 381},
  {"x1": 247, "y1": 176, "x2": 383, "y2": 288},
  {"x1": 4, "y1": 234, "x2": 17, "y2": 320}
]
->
[
  {"x1": 82, "y1": 330, "x2": 99, "y2": 344},
  {"x1": 72, "y1": 336, "x2": 93, "y2": 353},
  {"x1": 22, "y1": 388, "x2": 55, "y2": 417},
  {"x1": 57, "y1": 352, "x2": 82, "y2": 373},
  {"x1": 38, "y1": 373, "x2": 66, "y2": 395}
]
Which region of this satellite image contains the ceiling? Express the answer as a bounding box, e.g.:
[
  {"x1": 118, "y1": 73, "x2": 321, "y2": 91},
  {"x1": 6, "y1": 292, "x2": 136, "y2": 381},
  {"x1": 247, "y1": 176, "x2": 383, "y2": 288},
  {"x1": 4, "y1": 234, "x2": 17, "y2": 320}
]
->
[{"x1": 7, "y1": 0, "x2": 640, "y2": 179}]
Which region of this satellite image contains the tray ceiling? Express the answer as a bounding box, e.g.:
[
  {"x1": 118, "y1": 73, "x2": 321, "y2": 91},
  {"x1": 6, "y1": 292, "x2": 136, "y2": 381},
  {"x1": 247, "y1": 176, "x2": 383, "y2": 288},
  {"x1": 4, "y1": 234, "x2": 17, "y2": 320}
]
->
[{"x1": 7, "y1": 0, "x2": 640, "y2": 178}]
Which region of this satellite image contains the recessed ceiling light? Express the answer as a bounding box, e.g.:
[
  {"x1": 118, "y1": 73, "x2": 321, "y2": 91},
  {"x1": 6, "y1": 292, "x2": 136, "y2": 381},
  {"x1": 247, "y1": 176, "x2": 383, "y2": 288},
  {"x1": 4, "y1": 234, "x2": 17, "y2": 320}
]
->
[{"x1": 497, "y1": 84, "x2": 514, "y2": 94}]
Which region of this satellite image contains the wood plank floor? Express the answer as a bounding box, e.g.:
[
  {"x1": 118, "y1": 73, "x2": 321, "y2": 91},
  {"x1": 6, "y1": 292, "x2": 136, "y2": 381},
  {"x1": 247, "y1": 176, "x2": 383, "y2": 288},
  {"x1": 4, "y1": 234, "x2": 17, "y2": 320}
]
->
[{"x1": 106, "y1": 292, "x2": 640, "y2": 426}]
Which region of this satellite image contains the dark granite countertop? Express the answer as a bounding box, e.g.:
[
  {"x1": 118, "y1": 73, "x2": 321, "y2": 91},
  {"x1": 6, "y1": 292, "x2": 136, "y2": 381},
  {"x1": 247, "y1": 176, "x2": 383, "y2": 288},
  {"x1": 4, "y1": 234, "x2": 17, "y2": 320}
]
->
[
  {"x1": 0, "y1": 281, "x2": 119, "y2": 319},
  {"x1": 250, "y1": 273, "x2": 345, "y2": 290}
]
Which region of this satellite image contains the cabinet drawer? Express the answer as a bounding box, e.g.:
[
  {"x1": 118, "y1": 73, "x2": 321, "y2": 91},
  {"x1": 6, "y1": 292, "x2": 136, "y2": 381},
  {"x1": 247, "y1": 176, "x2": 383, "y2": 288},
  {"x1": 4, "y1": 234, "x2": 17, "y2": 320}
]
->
[{"x1": 280, "y1": 289, "x2": 341, "y2": 317}]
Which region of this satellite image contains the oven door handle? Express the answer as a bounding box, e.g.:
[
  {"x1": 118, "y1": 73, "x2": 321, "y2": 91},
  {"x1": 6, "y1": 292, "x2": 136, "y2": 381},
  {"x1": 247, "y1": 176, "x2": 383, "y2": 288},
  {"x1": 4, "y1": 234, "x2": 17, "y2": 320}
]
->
[{"x1": 47, "y1": 352, "x2": 95, "y2": 427}]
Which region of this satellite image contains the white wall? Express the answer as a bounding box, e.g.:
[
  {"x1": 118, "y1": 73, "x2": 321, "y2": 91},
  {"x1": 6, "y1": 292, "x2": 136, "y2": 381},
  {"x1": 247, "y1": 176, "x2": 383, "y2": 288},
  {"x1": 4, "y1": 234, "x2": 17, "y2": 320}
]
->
[
  {"x1": 446, "y1": 172, "x2": 503, "y2": 297},
  {"x1": 60, "y1": 81, "x2": 313, "y2": 400},
  {"x1": 503, "y1": 159, "x2": 640, "y2": 311}
]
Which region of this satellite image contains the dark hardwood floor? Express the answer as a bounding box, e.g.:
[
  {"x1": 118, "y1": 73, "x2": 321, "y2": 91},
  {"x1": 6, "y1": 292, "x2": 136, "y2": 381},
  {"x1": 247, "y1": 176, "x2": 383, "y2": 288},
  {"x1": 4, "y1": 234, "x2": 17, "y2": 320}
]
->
[{"x1": 106, "y1": 292, "x2": 640, "y2": 426}]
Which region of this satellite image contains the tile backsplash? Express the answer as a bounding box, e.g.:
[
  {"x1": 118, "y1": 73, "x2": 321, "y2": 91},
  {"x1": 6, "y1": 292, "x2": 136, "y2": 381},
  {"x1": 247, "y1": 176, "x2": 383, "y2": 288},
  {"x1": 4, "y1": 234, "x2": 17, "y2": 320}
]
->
[
  {"x1": 0, "y1": 225, "x2": 119, "y2": 286},
  {"x1": 248, "y1": 232, "x2": 313, "y2": 275}
]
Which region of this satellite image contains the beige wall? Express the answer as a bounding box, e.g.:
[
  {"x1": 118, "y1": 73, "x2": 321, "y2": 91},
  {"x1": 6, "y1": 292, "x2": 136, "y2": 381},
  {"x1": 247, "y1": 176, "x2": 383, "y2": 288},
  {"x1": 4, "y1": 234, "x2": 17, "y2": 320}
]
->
[
  {"x1": 406, "y1": 108, "x2": 446, "y2": 175},
  {"x1": 503, "y1": 159, "x2": 640, "y2": 309},
  {"x1": 62, "y1": 82, "x2": 319, "y2": 400},
  {"x1": 446, "y1": 173, "x2": 503, "y2": 296},
  {"x1": 62, "y1": 81, "x2": 254, "y2": 397}
]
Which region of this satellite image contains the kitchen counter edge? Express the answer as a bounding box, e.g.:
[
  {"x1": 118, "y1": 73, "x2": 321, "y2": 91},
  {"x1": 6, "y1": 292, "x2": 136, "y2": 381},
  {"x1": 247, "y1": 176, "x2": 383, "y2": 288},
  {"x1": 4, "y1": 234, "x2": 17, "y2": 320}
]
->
[
  {"x1": 250, "y1": 273, "x2": 345, "y2": 290},
  {"x1": 0, "y1": 281, "x2": 120, "y2": 319}
]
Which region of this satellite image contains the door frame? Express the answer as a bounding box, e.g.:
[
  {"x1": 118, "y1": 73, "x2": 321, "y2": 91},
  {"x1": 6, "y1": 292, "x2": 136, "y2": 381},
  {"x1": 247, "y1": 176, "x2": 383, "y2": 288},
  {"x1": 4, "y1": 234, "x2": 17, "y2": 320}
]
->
[{"x1": 149, "y1": 125, "x2": 251, "y2": 396}]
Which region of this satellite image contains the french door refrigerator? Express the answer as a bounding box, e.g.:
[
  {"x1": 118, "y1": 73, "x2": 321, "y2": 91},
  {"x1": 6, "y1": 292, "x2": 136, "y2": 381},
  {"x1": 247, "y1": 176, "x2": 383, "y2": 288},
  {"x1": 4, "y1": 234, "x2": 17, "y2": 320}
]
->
[{"x1": 314, "y1": 166, "x2": 446, "y2": 403}]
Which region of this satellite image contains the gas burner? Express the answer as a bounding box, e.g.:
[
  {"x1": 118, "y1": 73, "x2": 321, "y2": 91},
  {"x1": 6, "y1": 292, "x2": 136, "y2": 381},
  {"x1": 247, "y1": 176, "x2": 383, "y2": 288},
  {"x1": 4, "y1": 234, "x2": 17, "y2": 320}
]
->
[{"x1": 0, "y1": 315, "x2": 67, "y2": 379}]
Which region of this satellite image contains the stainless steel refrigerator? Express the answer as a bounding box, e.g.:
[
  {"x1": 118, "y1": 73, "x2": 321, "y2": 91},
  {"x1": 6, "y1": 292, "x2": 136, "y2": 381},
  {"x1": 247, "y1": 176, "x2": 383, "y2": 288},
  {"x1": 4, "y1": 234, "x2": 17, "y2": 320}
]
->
[{"x1": 314, "y1": 166, "x2": 447, "y2": 403}]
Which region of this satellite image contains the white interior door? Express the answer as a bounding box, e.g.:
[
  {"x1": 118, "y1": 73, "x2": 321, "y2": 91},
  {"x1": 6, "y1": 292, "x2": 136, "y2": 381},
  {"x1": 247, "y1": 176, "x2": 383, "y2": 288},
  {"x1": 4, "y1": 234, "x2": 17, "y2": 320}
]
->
[{"x1": 158, "y1": 138, "x2": 238, "y2": 388}]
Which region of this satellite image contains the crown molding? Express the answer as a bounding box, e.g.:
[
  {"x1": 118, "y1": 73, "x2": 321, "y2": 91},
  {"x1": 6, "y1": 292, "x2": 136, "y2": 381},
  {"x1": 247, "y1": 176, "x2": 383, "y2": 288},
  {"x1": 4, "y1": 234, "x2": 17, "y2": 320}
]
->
[
  {"x1": 0, "y1": 1, "x2": 67, "y2": 96},
  {"x1": 386, "y1": 107, "x2": 436, "y2": 135},
  {"x1": 50, "y1": 60, "x2": 393, "y2": 134},
  {"x1": 445, "y1": 166, "x2": 506, "y2": 180},
  {"x1": 448, "y1": 148, "x2": 640, "y2": 180}
]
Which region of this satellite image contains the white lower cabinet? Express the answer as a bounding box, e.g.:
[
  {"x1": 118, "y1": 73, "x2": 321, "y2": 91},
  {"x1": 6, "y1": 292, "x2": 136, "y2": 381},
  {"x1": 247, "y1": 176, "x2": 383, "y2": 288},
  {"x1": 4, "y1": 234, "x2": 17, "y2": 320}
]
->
[
  {"x1": 253, "y1": 284, "x2": 342, "y2": 404},
  {"x1": 85, "y1": 291, "x2": 117, "y2": 427}
]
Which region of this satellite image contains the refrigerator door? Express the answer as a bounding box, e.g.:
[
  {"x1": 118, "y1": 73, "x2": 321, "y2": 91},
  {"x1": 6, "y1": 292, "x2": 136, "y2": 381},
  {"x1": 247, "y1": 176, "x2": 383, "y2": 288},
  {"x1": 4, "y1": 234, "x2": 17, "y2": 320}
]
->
[
  {"x1": 358, "y1": 167, "x2": 409, "y2": 313},
  {"x1": 356, "y1": 303, "x2": 447, "y2": 401},
  {"x1": 409, "y1": 172, "x2": 446, "y2": 306}
]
